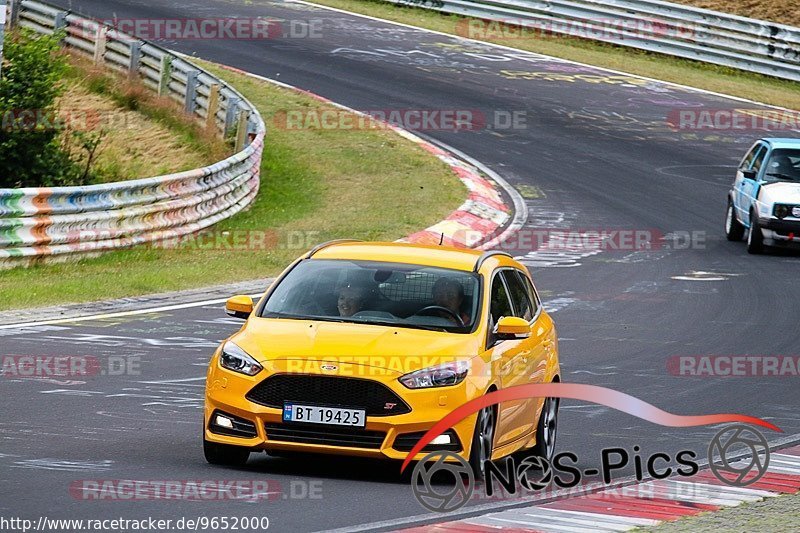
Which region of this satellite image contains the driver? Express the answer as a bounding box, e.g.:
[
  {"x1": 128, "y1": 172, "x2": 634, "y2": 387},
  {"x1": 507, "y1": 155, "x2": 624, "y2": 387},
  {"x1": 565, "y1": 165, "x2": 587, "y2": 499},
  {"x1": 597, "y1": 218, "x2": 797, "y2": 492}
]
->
[
  {"x1": 770, "y1": 154, "x2": 797, "y2": 179},
  {"x1": 337, "y1": 284, "x2": 368, "y2": 317},
  {"x1": 432, "y1": 277, "x2": 470, "y2": 325}
]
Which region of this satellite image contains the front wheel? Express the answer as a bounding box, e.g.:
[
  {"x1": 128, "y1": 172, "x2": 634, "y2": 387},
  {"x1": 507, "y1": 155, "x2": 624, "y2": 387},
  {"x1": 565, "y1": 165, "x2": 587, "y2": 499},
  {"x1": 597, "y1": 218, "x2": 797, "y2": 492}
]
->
[
  {"x1": 531, "y1": 397, "x2": 559, "y2": 461},
  {"x1": 204, "y1": 436, "x2": 251, "y2": 466},
  {"x1": 747, "y1": 213, "x2": 764, "y2": 254},
  {"x1": 725, "y1": 200, "x2": 745, "y2": 241},
  {"x1": 469, "y1": 405, "x2": 496, "y2": 481}
]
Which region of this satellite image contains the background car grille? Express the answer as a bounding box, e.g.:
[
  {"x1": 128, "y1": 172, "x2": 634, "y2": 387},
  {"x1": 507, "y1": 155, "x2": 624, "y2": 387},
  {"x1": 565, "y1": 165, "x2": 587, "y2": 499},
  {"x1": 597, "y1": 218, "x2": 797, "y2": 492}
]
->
[
  {"x1": 246, "y1": 374, "x2": 411, "y2": 416},
  {"x1": 265, "y1": 423, "x2": 386, "y2": 449}
]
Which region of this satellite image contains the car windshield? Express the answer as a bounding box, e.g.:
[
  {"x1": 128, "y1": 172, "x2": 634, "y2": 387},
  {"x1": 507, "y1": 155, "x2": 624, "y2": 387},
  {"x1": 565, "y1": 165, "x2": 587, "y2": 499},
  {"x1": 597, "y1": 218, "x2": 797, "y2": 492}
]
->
[
  {"x1": 763, "y1": 149, "x2": 800, "y2": 183},
  {"x1": 261, "y1": 259, "x2": 480, "y2": 332}
]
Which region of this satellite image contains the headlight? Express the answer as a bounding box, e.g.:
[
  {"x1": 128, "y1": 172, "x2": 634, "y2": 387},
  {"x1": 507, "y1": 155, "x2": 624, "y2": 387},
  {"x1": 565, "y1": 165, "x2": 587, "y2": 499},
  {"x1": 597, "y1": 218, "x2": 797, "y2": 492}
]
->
[
  {"x1": 399, "y1": 360, "x2": 470, "y2": 389},
  {"x1": 219, "y1": 341, "x2": 263, "y2": 376},
  {"x1": 774, "y1": 204, "x2": 791, "y2": 219}
]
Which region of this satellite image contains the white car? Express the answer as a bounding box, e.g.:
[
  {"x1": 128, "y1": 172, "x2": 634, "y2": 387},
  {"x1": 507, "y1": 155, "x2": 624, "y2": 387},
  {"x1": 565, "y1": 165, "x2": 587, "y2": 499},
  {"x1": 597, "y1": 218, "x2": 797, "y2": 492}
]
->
[{"x1": 725, "y1": 138, "x2": 800, "y2": 254}]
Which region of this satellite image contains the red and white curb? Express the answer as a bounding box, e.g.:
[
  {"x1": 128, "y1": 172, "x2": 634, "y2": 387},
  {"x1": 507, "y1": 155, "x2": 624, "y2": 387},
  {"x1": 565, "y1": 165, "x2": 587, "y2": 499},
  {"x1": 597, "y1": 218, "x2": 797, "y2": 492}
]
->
[
  {"x1": 215, "y1": 63, "x2": 513, "y2": 251},
  {"x1": 403, "y1": 445, "x2": 800, "y2": 532}
]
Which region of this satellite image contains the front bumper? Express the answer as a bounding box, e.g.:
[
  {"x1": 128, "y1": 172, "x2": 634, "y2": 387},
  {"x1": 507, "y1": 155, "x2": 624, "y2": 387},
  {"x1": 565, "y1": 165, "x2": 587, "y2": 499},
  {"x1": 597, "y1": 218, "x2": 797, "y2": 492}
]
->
[
  {"x1": 204, "y1": 359, "x2": 482, "y2": 461},
  {"x1": 757, "y1": 217, "x2": 800, "y2": 245}
]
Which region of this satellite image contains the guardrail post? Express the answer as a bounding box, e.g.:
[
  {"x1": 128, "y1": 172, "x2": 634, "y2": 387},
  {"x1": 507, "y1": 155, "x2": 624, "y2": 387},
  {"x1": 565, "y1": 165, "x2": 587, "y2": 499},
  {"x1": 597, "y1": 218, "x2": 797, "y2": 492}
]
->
[
  {"x1": 1, "y1": 1, "x2": 6, "y2": 79},
  {"x1": 235, "y1": 110, "x2": 250, "y2": 152},
  {"x1": 128, "y1": 41, "x2": 142, "y2": 80},
  {"x1": 184, "y1": 70, "x2": 199, "y2": 115},
  {"x1": 206, "y1": 83, "x2": 221, "y2": 131},
  {"x1": 7, "y1": 0, "x2": 18, "y2": 30},
  {"x1": 53, "y1": 10, "x2": 67, "y2": 33},
  {"x1": 224, "y1": 96, "x2": 240, "y2": 136},
  {"x1": 93, "y1": 25, "x2": 108, "y2": 64},
  {"x1": 158, "y1": 54, "x2": 172, "y2": 97}
]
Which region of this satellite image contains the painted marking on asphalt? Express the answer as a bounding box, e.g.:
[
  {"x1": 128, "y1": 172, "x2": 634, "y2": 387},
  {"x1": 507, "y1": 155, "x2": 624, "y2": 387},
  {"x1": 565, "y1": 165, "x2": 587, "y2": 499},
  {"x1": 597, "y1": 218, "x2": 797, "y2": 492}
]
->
[{"x1": 0, "y1": 293, "x2": 264, "y2": 330}]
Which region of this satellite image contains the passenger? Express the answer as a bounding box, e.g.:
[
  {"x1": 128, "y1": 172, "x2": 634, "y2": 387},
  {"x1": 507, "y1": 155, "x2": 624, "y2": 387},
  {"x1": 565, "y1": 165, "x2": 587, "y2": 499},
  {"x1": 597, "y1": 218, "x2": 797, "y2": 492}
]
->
[
  {"x1": 432, "y1": 277, "x2": 470, "y2": 325},
  {"x1": 337, "y1": 284, "x2": 368, "y2": 317}
]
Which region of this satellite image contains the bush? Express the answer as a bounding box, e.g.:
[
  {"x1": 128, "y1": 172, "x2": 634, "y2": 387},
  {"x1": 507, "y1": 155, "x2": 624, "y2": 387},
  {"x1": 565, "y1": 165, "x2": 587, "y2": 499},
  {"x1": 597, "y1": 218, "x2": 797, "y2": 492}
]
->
[{"x1": 0, "y1": 30, "x2": 89, "y2": 188}]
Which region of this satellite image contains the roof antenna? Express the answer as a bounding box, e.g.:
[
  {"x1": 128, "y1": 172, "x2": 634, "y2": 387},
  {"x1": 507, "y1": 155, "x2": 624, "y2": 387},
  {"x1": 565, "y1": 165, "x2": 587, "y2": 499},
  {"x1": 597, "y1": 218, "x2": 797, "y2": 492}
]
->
[{"x1": 439, "y1": 233, "x2": 445, "y2": 245}]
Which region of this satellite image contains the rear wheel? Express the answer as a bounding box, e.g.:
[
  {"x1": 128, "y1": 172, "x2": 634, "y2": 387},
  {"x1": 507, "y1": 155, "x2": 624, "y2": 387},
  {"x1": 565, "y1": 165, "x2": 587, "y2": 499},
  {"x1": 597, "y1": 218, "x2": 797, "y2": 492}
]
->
[
  {"x1": 747, "y1": 212, "x2": 764, "y2": 254},
  {"x1": 725, "y1": 199, "x2": 745, "y2": 241},
  {"x1": 203, "y1": 436, "x2": 251, "y2": 466},
  {"x1": 469, "y1": 405, "x2": 496, "y2": 481},
  {"x1": 531, "y1": 397, "x2": 559, "y2": 461}
]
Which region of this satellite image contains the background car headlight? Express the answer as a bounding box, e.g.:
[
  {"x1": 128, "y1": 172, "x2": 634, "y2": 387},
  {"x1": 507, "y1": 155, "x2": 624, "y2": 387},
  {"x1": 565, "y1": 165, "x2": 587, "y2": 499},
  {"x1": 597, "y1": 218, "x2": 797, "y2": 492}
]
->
[
  {"x1": 774, "y1": 204, "x2": 791, "y2": 219},
  {"x1": 399, "y1": 360, "x2": 469, "y2": 389},
  {"x1": 219, "y1": 341, "x2": 263, "y2": 376}
]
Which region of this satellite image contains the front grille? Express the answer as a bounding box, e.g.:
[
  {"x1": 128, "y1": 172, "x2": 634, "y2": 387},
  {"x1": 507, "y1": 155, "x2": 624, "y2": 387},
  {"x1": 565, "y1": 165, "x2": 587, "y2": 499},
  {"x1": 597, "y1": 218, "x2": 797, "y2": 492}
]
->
[
  {"x1": 246, "y1": 374, "x2": 411, "y2": 416},
  {"x1": 265, "y1": 423, "x2": 386, "y2": 449}
]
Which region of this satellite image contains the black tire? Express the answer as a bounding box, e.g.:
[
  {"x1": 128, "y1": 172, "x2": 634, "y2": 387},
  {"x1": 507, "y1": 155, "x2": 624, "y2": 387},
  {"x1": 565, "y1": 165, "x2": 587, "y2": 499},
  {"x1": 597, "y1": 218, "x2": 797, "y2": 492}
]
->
[
  {"x1": 725, "y1": 199, "x2": 745, "y2": 241},
  {"x1": 747, "y1": 212, "x2": 765, "y2": 254},
  {"x1": 203, "y1": 436, "x2": 251, "y2": 466},
  {"x1": 468, "y1": 405, "x2": 496, "y2": 481},
  {"x1": 531, "y1": 397, "x2": 559, "y2": 462}
]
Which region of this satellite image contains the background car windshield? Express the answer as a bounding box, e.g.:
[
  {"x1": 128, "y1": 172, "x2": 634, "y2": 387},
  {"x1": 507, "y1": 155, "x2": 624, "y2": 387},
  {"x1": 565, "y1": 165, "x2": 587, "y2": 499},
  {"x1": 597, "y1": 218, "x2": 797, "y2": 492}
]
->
[
  {"x1": 763, "y1": 149, "x2": 800, "y2": 182},
  {"x1": 261, "y1": 259, "x2": 480, "y2": 331}
]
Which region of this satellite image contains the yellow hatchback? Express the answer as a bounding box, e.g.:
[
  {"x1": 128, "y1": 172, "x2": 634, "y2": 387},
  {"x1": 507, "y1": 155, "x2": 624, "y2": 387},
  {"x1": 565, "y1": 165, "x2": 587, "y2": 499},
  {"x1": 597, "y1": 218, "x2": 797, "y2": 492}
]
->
[{"x1": 203, "y1": 241, "x2": 560, "y2": 475}]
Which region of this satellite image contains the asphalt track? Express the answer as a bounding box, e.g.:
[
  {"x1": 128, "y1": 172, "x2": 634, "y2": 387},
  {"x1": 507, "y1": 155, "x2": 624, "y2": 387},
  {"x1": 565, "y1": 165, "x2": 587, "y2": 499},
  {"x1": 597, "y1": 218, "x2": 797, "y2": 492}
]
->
[{"x1": 2, "y1": 0, "x2": 800, "y2": 531}]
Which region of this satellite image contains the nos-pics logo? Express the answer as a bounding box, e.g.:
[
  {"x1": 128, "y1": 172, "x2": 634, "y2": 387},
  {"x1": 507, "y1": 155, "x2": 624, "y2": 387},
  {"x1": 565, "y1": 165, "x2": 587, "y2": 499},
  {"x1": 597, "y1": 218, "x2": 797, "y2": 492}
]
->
[{"x1": 412, "y1": 424, "x2": 770, "y2": 513}]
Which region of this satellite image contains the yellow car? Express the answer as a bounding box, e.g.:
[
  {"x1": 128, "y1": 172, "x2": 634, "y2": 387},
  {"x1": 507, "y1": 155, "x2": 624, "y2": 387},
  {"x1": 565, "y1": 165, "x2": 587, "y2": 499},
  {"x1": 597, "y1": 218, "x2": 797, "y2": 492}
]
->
[{"x1": 203, "y1": 241, "x2": 560, "y2": 475}]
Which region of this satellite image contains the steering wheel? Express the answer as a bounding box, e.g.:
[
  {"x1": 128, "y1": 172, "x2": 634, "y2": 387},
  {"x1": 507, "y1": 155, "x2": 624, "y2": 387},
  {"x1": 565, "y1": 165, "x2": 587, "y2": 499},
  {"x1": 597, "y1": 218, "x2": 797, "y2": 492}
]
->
[{"x1": 413, "y1": 305, "x2": 464, "y2": 327}]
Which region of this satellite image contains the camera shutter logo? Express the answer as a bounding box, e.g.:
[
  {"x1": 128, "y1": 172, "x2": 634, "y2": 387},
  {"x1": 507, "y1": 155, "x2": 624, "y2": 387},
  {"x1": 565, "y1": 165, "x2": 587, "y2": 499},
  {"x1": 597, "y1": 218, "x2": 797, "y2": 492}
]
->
[
  {"x1": 709, "y1": 424, "x2": 770, "y2": 487},
  {"x1": 411, "y1": 451, "x2": 474, "y2": 513}
]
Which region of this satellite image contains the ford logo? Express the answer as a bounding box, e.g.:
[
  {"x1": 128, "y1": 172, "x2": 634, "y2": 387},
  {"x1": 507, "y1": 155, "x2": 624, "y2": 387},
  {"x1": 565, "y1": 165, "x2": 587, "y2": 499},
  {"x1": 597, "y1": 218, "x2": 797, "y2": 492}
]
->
[{"x1": 320, "y1": 364, "x2": 338, "y2": 371}]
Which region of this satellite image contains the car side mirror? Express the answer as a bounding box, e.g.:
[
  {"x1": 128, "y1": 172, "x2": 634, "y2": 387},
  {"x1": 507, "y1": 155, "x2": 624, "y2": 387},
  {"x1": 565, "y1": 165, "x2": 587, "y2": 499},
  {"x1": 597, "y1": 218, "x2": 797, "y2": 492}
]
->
[
  {"x1": 742, "y1": 169, "x2": 757, "y2": 180},
  {"x1": 226, "y1": 295, "x2": 253, "y2": 320},
  {"x1": 493, "y1": 316, "x2": 530, "y2": 340}
]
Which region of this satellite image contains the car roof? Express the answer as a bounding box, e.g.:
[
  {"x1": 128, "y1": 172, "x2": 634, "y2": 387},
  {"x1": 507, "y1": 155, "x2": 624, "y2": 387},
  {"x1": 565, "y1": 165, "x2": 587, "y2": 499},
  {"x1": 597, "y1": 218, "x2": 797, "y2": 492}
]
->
[
  {"x1": 761, "y1": 138, "x2": 800, "y2": 150},
  {"x1": 309, "y1": 241, "x2": 491, "y2": 272}
]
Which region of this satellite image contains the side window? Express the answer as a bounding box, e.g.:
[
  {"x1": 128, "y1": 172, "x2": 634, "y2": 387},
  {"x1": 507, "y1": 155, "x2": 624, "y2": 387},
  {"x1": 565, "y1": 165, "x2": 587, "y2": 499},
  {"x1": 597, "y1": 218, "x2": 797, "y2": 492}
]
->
[
  {"x1": 740, "y1": 144, "x2": 761, "y2": 170},
  {"x1": 518, "y1": 271, "x2": 541, "y2": 319},
  {"x1": 489, "y1": 272, "x2": 514, "y2": 324},
  {"x1": 751, "y1": 147, "x2": 768, "y2": 175},
  {"x1": 503, "y1": 270, "x2": 534, "y2": 321}
]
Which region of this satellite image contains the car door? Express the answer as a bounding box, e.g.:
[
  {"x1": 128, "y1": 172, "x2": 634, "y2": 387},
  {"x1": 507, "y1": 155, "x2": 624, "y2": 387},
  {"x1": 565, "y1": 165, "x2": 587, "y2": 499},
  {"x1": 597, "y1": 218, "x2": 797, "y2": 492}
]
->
[
  {"x1": 504, "y1": 269, "x2": 552, "y2": 440},
  {"x1": 735, "y1": 143, "x2": 767, "y2": 225},
  {"x1": 485, "y1": 269, "x2": 531, "y2": 448}
]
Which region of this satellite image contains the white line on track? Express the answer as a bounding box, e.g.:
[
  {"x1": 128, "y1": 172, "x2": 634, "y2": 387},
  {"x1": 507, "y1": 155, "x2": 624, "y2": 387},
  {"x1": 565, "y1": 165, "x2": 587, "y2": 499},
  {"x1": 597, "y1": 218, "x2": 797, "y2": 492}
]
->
[
  {"x1": 0, "y1": 293, "x2": 264, "y2": 330},
  {"x1": 293, "y1": 0, "x2": 800, "y2": 113}
]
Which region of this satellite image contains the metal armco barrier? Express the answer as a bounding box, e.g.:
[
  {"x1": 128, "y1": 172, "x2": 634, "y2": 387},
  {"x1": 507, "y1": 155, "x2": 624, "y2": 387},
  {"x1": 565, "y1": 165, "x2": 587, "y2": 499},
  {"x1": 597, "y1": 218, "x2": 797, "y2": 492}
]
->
[
  {"x1": 0, "y1": 0, "x2": 266, "y2": 265},
  {"x1": 387, "y1": 0, "x2": 800, "y2": 82}
]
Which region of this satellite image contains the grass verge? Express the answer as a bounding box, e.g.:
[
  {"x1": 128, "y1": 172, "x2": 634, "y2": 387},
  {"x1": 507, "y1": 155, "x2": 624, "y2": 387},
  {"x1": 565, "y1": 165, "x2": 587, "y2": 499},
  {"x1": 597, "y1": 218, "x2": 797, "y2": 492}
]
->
[
  {"x1": 303, "y1": 0, "x2": 800, "y2": 110},
  {"x1": 59, "y1": 55, "x2": 225, "y2": 182},
  {"x1": 639, "y1": 491, "x2": 800, "y2": 531},
  {"x1": 0, "y1": 60, "x2": 465, "y2": 311}
]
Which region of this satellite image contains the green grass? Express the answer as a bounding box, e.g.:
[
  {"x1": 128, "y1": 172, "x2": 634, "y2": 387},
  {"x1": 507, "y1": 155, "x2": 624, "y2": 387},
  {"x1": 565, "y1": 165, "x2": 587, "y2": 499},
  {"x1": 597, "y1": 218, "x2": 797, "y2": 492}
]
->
[
  {"x1": 0, "y1": 61, "x2": 465, "y2": 310},
  {"x1": 303, "y1": 0, "x2": 800, "y2": 110}
]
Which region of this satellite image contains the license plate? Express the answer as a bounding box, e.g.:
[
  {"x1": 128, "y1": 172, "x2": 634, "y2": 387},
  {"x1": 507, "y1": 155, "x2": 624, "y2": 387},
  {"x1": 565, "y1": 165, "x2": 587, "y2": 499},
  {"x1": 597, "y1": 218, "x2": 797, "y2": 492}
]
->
[{"x1": 282, "y1": 403, "x2": 366, "y2": 428}]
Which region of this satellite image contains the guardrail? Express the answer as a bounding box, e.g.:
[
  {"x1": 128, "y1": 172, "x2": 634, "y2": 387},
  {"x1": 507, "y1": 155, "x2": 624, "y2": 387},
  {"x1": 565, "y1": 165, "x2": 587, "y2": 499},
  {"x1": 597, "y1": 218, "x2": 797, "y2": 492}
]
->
[
  {"x1": 388, "y1": 0, "x2": 800, "y2": 82},
  {"x1": 0, "y1": 0, "x2": 266, "y2": 266}
]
